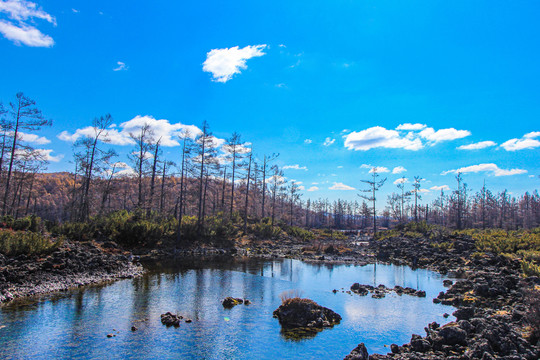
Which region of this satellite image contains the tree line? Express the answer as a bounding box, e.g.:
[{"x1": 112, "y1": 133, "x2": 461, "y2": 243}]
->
[{"x1": 1, "y1": 93, "x2": 539, "y2": 238}]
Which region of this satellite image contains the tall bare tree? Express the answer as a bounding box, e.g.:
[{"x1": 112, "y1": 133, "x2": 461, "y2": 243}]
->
[
  {"x1": 359, "y1": 167, "x2": 386, "y2": 234},
  {"x1": 2, "y1": 93, "x2": 51, "y2": 215}
]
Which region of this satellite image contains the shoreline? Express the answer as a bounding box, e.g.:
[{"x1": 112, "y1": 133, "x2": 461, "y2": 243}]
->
[{"x1": 1, "y1": 235, "x2": 538, "y2": 359}]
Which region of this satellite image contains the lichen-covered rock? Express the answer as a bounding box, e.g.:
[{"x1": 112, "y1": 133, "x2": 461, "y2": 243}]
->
[{"x1": 272, "y1": 298, "x2": 341, "y2": 330}]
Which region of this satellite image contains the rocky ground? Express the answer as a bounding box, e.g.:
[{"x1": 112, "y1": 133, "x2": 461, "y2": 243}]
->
[
  {"x1": 0, "y1": 239, "x2": 143, "y2": 303},
  {"x1": 342, "y1": 235, "x2": 540, "y2": 360}
]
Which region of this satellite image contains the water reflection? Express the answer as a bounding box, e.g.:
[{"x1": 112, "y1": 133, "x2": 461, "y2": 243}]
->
[{"x1": 0, "y1": 258, "x2": 456, "y2": 359}]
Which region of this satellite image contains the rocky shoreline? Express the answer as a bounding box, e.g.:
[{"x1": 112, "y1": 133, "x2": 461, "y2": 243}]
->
[
  {"x1": 342, "y1": 235, "x2": 540, "y2": 360},
  {"x1": 1, "y1": 233, "x2": 538, "y2": 359},
  {"x1": 0, "y1": 239, "x2": 143, "y2": 303}
]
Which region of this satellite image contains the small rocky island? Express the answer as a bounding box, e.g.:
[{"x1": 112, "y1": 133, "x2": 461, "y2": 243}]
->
[{"x1": 273, "y1": 297, "x2": 341, "y2": 338}]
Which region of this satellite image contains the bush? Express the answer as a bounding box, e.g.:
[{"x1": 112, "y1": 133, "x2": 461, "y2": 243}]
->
[
  {"x1": 251, "y1": 219, "x2": 283, "y2": 239},
  {"x1": 0, "y1": 228, "x2": 62, "y2": 256},
  {"x1": 286, "y1": 226, "x2": 314, "y2": 241}
]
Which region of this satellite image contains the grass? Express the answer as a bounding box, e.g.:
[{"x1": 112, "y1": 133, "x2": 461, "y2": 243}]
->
[
  {"x1": 279, "y1": 289, "x2": 304, "y2": 304},
  {"x1": 0, "y1": 228, "x2": 62, "y2": 256}
]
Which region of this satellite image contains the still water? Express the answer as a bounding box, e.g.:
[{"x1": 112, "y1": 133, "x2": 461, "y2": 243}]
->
[{"x1": 0, "y1": 258, "x2": 456, "y2": 359}]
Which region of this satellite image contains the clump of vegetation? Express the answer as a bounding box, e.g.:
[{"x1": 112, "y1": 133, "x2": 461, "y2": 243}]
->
[
  {"x1": 524, "y1": 289, "x2": 540, "y2": 344},
  {"x1": 1, "y1": 215, "x2": 44, "y2": 232},
  {"x1": 0, "y1": 228, "x2": 62, "y2": 256},
  {"x1": 285, "y1": 226, "x2": 314, "y2": 241},
  {"x1": 279, "y1": 289, "x2": 304, "y2": 304},
  {"x1": 251, "y1": 218, "x2": 283, "y2": 239}
]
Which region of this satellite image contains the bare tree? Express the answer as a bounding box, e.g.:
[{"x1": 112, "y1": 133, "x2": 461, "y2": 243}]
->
[
  {"x1": 2, "y1": 93, "x2": 51, "y2": 215},
  {"x1": 359, "y1": 167, "x2": 386, "y2": 234}
]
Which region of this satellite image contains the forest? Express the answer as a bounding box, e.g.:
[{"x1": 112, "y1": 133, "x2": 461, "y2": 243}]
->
[{"x1": 1, "y1": 92, "x2": 539, "y2": 238}]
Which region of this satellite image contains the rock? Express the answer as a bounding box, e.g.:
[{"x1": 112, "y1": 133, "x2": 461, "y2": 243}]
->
[
  {"x1": 344, "y1": 343, "x2": 369, "y2": 360},
  {"x1": 438, "y1": 324, "x2": 467, "y2": 346},
  {"x1": 160, "y1": 312, "x2": 182, "y2": 327},
  {"x1": 222, "y1": 297, "x2": 243, "y2": 308},
  {"x1": 390, "y1": 343, "x2": 400, "y2": 354},
  {"x1": 272, "y1": 298, "x2": 341, "y2": 330},
  {"x1": 453, "y1": 307, "x2": 475, "y2": 321},
  {"x1": 184, "y1": 319, "x2": 192, "y2": 323},
  {"x1": 443, "y1": 279, "x2": 453, "y2": 287},
  {"x1": 131, "y1": 326, "x2": 137, "y2": 331},
  {"x1": 107, "y1": 334, "x2": 114, "y2": 338},
  {"x1": 243, "y1": 299, "x2": 251, "y2": 305},
  {"x1": 443, "y1": 313, "x2": 449, "y2": 318}
]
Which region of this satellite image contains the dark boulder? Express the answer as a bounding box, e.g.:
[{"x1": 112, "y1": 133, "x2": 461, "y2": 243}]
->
[
  {"x1": 160, "y1": 312, "x2": 182, "y2": 327},
  {"x1": 273, "y1": 298, "x2": 341, "y2": 330},
  {"x1": 343, "y1": 343, "x2": 369, "y2": 360},
  {"x1": 438, "y1": 324, "x2": 467, "y2": 346},
  {"x1": 453, "y1": 307, "x2": 475, "y2": 321},
  {"x1": 222, "y1": 297, "x2": 243, "y2": 308}
]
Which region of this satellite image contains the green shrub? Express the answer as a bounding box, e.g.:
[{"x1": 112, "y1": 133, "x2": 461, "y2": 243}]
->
[
  {"x1": 0, "y1": 229, "x2": 63, "y2": 256},
  {"x1": 286, "y1": 226, "x2": 314, "y2": 241}
]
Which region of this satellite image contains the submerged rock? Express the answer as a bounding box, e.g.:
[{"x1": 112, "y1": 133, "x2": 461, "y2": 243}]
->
[
  {"x1": 272, "y1": 297, "x2": 341, "y2": 331},
  {"x1": 222, "y1": 297, "x2": 244, "y2": 308}
]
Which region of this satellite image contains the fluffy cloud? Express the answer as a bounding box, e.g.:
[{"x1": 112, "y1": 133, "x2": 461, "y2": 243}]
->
[
  {"x1": 113, "y1": 61, "x2": 128, "y2": 71},
  {"x1": 283, "y1": 164, "x2": 308, "y2": 171},
  {"x1": 430, "y1": 185, "x2": 450, "y2": 191},
  {"x1": 344, "y1": 126, "x2": 423, "y2": 151},
  {"x1": 392, "y1": 166, "x2": 407, "y2": 174},
  {"x1": 393, "y1": 177, "x2": 408, "y2": 185},
  {"x1": 16, "y1": 148, "x2": 62, "y2": 162},
  {"x1": 500, "y1": 132, "x2": 540, "y2": 151},
  {"x1": 0, "y1": 1, "x2": 55, "y2": 47},
  {"x1": 304, "y1": 139, "x2": 312, "y2": 144},
  {"x1": 457, "y1": 141, "x2": 497, "y2": 150},
  {"x1": 360, "y1": 164, "x2": 389, "y2": 173},
  {"x1": 419, "y1": 127, "x2": 471, "y2": 143},
  {"x1": 16, "y1": 131, "x2": 50, "y2": 144},
  {"x1": 203, "y1": 45, "x2": 266, "y2": 83},
  {"x1": 329, "y1": 182, "x2": 355, "y2": 190},
  {"x1": 307, "y1": 186, "x2": 319, "y2": 192},
  {"x1": 396, "y1": 123, "x2": 426, "y2": 131},
  {"x1": 58, "y1": 115, "x2": 203, "y2": 147},
  {"x1": 323, "y1": 137, "x2": 335, "y2": 146},
  {"x1": 442, "y1": 163, "x2": 527, "y2": 177},
  {"x1": 344, "y1": 125, "x2": 471, "y2": 151}
]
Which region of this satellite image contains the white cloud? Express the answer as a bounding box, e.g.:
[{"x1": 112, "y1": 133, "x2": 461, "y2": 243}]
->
[
  {"x1": 298, "y1": 185, "x2": 305, "y2": 191},
  {"x1": 369, "y1": 166, "x2": 389, "y2": 173},
  {"x1": 419, "y1": 127, "x2": 471, "y2": 143},
  {"x1": 72, "y1": 8, "x2": 79, "y2": 13},
  {"x1": 500, "y1": 132, "x2": 540, "y2": 151},
  {"x1": 202, "y1": 44, "x2": 266, "y2": 83},
  {"x1": 323, "y1": 137, "x2": 335, "y2": 146},
  {"x1": 304, "y1": 139, "x2": 312, "y2": 144},
  {"x1": 35, "y1": 149, "x2": 62, "y2": 162},
  {"x1": 0, "y1": 20, "x2": 53, "y2": 47},
  {"x1": 392, "y1": 166, "x2": 407, "y2": 174},
  {"x1": 457, "y1": 141, "x2": 497, "y2": 150},
  {"x1": 337, "y1": 165, "x2": 343, "y2": 168},
  {"x1": 393, "y1": 178, "x2": 408, "y2": 185},
  {"x1": 345, "y1": 126, "x2": 423, "y2": 151},
  {"x1": 329, "y1": 182, "x2": 355, "y2": 190},
  {"x1": 307, "y1": 186, "x2": 319, "y2": 192},
  {"x1": 430, "y1": 185, "x2": 450, "y2": 191},
  {"x1": 58, "y1": 115, "x2": 203, "y2": 147},
  {"x1": 0, "y1": 0, "x2": 55, "y2": 23},
  {"x1": 16, "y1": 131, "x2": 50, "y2": 144},
  {"x1": 0, "y1": 0, "x2": 55, "y2": 47},
  {"x1": 396, "y1": 123, "x2": 426, "y2": 131},
  {"x1": 113, "y1": 61, "x2": 128, "y2": 71},
  {"x1": 442, "y1": 163, "x2": 527, "y2": 177},
  {"x1": 283, "y1": 164, "x2": 308, "y2": 171},
  {"x1": 529, "y1": 175, "x2": 536, "y2": 178},
  {"x1": 360, "y1": 164, "x2": 389, "y2": 173}
]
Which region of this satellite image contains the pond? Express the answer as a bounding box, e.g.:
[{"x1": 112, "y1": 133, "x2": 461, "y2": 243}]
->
[{"x1": 0, "y1": 257, "x2": 456, "y2": 359}]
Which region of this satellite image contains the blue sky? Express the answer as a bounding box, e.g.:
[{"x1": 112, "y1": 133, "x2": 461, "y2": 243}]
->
[{"x1": 0, "y1": 0, "x2": 539, "y2": 204}]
